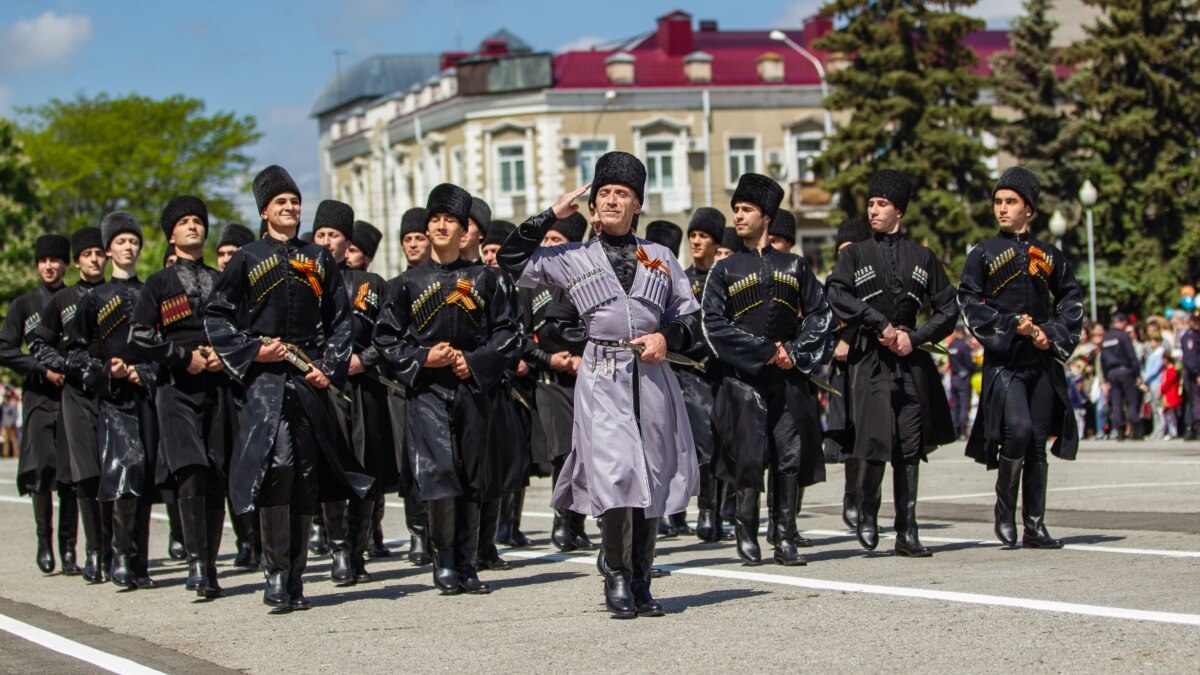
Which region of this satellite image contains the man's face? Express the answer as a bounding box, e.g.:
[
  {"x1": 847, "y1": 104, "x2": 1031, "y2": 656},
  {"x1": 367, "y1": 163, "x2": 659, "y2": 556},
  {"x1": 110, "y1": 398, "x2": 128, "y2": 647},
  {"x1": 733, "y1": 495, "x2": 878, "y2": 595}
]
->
[
  {"x1": 732, "y1": 202, "x2": 767, "y2": 241},
  {"x1": 403, "y1": 232, "x2": 429, "y2": 266},
  {"x1": 768, "y1": 235, "x2": 793, "y2": 253},
  {"x1": 592, "y1": 184, "x2": 640, "y2": 236},
  {"x1": 216, "y1": 245, "x2": 238, "y2": 272},
  {"x1": 867, "y1": 197, "x2": 902, "y2": 233},
  {"x1": 1090, "y1": 326, "x2": 1105, "y2": 344},
  {"x1": 261, "y1": 193, "x2": 301, "y2": 230},
  {"x1": 689, "y1": 231, "x2": 717, "y2": 265},
  {"x1": 481, "y1": 243, "x2": 501, "y2": 267},
  {"x1": 994, "y1": 189, "x2": 1032, "y2": 233},
  {"x1": 344, "y1": 243, "x2": 368, "y2": 270},
  {"x1": 76, "y1": 248, "x2": 106, "y2": 281},
  {"x1": 716, "y1": 246, "x2": 734, "y2": 261},
  {"x1": 170, "y1": 215, "x2": 206, "y2": 250},
  {"x1": 107, "y1": 233, "x2": 141, "y2": 268},
  {"x1": 462, "y1": 220, "x2": 484, "y2": 253},
  {"x1": 427, "y1": 214, "x2": 464, "y2": 252},
  {"x1": 313, "y1": 227, "x2": 349, "y2": 261},
  {"x1": 541, "y1": 230, "x2": 569, "y2": 247},
  {"x1": 37, "y1": 257, "x2": 67, "y2": 286}
]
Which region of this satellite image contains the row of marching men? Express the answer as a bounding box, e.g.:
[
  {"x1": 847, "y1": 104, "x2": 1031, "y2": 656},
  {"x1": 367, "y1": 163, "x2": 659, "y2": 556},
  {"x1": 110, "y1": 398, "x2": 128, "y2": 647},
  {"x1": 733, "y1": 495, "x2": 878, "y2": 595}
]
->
[{"x1": 0, "y1": 154, "x2": 1084, "y2": 619}]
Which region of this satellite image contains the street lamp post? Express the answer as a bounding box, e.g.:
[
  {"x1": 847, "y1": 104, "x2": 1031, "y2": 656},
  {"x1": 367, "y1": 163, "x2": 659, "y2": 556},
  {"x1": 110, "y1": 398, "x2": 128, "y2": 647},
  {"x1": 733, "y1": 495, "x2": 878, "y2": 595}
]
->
[
  {"x1": 1079, "y1": 180, "x2": 1099, "y2": 322},
  {"x1": 769, "y1": 30, "x2": 834, "y2": 139},
  {"x1": 1048, "y1": 209, "x2": 1068, "y2": 251}
]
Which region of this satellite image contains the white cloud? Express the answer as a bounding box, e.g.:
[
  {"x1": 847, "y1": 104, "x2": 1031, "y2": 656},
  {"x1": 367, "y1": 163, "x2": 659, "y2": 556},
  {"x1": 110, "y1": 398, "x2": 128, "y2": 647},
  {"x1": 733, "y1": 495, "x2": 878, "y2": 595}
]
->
[
  {"x1": 775, "y1": 0, "x2": 1022, "y2": 29},
  {"x1": 556, "y1": 35, "x2": 610, "y2": 53},
  {"x1": 0, "y1": 11, "x2": 92, "y2": 76},
  {"x1": 774, "y1": 1, "x2": 824, "y2": 28},
  {"x1": 238, "y1": 103, "x2": 321, "y2": 229}
]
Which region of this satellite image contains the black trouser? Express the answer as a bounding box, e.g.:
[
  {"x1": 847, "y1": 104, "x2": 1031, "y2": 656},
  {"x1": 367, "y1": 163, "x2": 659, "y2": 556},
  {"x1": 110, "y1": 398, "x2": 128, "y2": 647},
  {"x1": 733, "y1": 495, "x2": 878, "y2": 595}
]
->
[
  {"x1": 1184, "y1": 371, "x2": 1200, "y2": 430},
  {"x1": 950, "y1": 376, "x2": 972, "y2": 437},
  {"x1": 1106, "y1": 368, "x2": 1140, "y2": 434},
  {"x1": 1000, "y1": 366, "x2": 1056, "y2": 462},
  {"x1": 893, "y1": 369, "x2": 924, "y2": 461},
  {"x1": 257, "y1": 382, "x2": 321, "y2": 513}
]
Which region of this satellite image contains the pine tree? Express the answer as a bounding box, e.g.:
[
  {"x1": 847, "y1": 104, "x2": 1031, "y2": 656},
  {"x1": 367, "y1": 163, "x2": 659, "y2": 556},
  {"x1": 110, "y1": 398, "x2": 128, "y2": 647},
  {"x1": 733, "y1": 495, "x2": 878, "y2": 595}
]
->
[
  {"x1": 0, "y1": 116, "x2": 44, "y2": 317},
  {"x1": 1059, "y1": 0, "x2": 1200, "y2": 315},
  {"x1": 989, "y1": 0, "x2": 1076, "y2": 228},
  {"x1": 814, "y1": 0, "x2": 996, "y2": 271}
]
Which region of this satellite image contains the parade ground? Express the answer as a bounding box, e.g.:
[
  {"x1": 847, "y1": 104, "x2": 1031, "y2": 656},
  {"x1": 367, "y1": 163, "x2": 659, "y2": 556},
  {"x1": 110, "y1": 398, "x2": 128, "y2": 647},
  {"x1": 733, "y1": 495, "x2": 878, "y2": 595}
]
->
[{"x1": 0, "y1": 439, "x2": 1197, "y2": 674}]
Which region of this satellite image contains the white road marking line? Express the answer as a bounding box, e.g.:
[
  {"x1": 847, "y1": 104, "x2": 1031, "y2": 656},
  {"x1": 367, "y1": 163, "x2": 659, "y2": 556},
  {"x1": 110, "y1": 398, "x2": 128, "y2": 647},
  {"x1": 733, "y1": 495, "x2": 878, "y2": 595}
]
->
[
  {"x1": 0, "y1": 612, "x2": 167, "y2": 675},
  {"x1": 802, "y1": 480, "x2": 1200, "y2": 509},
  {"x1": 501, "y1": 549, "x2": 1200, "y2": 627}
]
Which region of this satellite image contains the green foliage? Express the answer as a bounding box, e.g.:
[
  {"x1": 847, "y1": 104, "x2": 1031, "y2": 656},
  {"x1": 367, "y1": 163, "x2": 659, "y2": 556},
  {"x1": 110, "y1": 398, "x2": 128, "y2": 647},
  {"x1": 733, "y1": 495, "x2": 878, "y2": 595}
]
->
[
  {"x1": 815, "y1": 0, "x2": 997, "y2": 273},
  {"x1": 1059, "y1": 0, "x2": 1200, "y2": 315},
  {"x1": 0, "y1": 117, "x2": 44, "y2": 317},
  {"x1": 16, "y1": 93, "x2": 261, "y2": 278}
]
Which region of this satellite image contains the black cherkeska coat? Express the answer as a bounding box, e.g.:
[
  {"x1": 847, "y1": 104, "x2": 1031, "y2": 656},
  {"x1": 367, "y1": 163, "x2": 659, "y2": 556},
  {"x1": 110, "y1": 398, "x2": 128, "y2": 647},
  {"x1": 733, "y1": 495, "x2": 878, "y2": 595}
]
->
[
  {"x1": 520, "y1": 281, "x2": 587, "y2": 469},
  {"x1": 958, "y1": 231, "x2": 1084, "y2": 468},
  {"x1": 374, "y1": 257, "x2": 519, "y2": 503},
  {"x1": 203, "y1": 235, "x2": 372, "y2": 515},
  {"x1": 0, "y1": 284, "x2": 66, "y2": 494},
  {"x1": 702, "y1": 245, "x2": 833, "y2": 490},
  {"x1": 825, "y1": 232, "x2": 958, "y2": 462}
]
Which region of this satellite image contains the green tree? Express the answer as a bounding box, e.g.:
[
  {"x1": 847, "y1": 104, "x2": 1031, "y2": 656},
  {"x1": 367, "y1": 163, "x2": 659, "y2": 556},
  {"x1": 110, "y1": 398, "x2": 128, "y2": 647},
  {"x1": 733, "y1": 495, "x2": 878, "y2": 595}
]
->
[
  {"x1": 0, "y1": 116, "x2": 44, "y2": 316},
  {"x1": 989, "y1": 0, "x2": 1078, "y2": 228},
  {"x1": 814, "y1": 0, "x2": 997, "y2": 272},
  {"x1": 1059, "y1": 0, "x2": 1200, "y2": 315},
  {"x1": 18, "y1": 93, "x2": 261, "y2": 278}
]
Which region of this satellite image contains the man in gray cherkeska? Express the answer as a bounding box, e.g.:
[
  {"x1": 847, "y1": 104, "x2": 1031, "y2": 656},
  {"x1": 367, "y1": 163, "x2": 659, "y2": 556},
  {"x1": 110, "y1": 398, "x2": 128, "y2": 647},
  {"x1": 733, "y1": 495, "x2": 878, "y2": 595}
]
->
[{"x1": 499, "y1": 151, "x2": 700, "y2": 620}]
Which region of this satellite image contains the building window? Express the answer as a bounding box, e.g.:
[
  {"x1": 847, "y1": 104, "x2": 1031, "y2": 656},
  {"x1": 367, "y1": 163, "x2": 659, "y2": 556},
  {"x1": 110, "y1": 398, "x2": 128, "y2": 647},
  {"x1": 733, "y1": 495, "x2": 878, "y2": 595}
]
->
[
  {"x1": 497, "y1": 144, "x2": 526, "y2": 194},
  {"x1": 795, "y1": 133, "x2": 823, "y2": 182},
  {"x1": 578, "y1": 139, "x2": 609, "y2": 185},
  {"x1": 645, "y1": 140, "x2": 674, "y2": 191},
  {"x1": 728, "y1": 137, "x2": 757, "y2": 184}
]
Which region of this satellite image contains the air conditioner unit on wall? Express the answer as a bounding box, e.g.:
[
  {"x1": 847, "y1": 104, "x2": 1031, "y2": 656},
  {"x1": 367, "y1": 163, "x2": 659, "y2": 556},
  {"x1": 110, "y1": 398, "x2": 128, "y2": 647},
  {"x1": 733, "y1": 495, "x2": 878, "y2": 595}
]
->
[
  {"x1": 686, "y1": 137, "x2": 707, "y2": 154},
  {"x1": 559, "y1": 136, "x2": 580, "y2": 151}
]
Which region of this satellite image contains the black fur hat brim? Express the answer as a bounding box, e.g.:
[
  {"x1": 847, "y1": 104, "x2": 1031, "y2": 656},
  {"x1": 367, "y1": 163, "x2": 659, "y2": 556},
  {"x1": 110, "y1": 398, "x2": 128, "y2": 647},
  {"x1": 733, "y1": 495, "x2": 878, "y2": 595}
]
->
[
  {"x1": 400, "y1": 208, "x2": 428, "y2": 236},
  {"x1": 35, "y1": 234, "x2": 70, "y2": 263},
  {"x1": 425, "y1": 184, "x2": 472, "y2": 228},
  {"x1": 160, "y1": 195, "x2": 209, "y2": 239},
  {"x1": 644, "y1": 220, "x2": 683, "y2": 256},
  {"x1": 313, "y1": 200, "x2": 355, "y2": 240},
  {"x1": 100, "y1": 211, "x2": 142, "y2": 250},
  {"x1": 70, "y1": 227, "x2": 103, "y2": 259},
  {"x1": 867, "y1": 169, "x2": 912, "y2": 214},
  {"x1": 351, "y1": 220, "x2": 382, "y2": 258},
  {"x1": 550, "y1": 211, "x2": 588, "y2": 243},
  {"x1": 687, "y1": 207, "x2": 725, "y2": 241},
  {"x1": 589, "y1": 152, "x2": 647, "y2": 206},
  {"x1": 216, "y1": 223, "x2": 255, "y2": 249},
  {"x1": 252, "y1": 165, "x2": 301, "y2": 214},
  {"x1": 731, "y1": 173, "x2": 784, "y2": 221}
]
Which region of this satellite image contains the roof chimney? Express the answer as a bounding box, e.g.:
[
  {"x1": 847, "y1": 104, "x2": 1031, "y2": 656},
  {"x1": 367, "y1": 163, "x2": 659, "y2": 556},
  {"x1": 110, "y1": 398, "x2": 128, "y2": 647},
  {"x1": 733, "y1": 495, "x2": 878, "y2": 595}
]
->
[
  {"x1": 699, "y1": 19, "x2": 718, "y2": 32},
  {"x1": 803, "y1": 15, "x2": 833, "y2": 46},
  {"x1": 656, "y1": 10, "x2": 693, "y2": 56}
]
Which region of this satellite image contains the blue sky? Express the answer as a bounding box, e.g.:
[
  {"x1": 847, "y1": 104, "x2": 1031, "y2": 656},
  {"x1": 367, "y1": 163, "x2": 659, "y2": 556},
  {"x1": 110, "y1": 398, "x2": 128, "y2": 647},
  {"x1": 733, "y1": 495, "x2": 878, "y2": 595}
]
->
[{"x1": 0, "y1": 0, "x2": 1021, "y2": 226}]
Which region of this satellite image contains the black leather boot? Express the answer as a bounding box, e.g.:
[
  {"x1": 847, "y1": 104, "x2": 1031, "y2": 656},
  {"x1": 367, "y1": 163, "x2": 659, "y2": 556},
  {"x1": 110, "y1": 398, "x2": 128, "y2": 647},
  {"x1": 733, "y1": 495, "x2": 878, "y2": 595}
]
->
[
  {"x1": 509, "y1": 488, "x2": 531, "y2": 548},
  {"x1": 455, "y1": 499, "x2": 490, "y2": 594},
  {"x1": 405, "y1": 495, "x2": 432, "y2": 565},
  {"x1": 131, "y1": 500, "x2": 158, "y2": 589},
  {"x1": 258, "y1": 505, "x2": 291, "y2": 612},
  {"x1": 630, "y1": 512, "x2": 664, "y2": 617},
  {"x1": 368, "y1": 492, "x2": 390, "y2": 558},
  {"x1": 477, "y1": 498, "x2": 510, "y2": 571},
  {"x1": 893, "y1": 462, "x2": 931, "y2": 557},
  {"x1": 166, "y1": 501, "x2": 186, "y2": 561},
  {"x1": 842, "y1": 459, "x2": 862, "y2": 529},
  {"x1": 308, "y1": 511, "x2": 328, "y2": 556},
  {"x1": 734, "y1": 487, "x2": 761, "y2": 565},
  {"x1": 551, "y1": 508, "x2": 577, "y2": 551},
  {"x1": 31, "y1": 493, "x2": 55, "y2": 574},
  {"x1": 719, "y1": 483, "x2": 737, "y2": 534},
  {"x1": 78, "y1": 497, "x2": 103, "y2": 584},
  {"x1": 1021, "y1": 460, "x2": 1063, "y2": 549},
  {"x1": 179, "y1": 497, "x2": 208, "y2": 594},
  {"x1": 58, "y1": 494, "x2": 81, "y2": 575},
  {"x1": 100, "y1": 500, "x2": 113, "y2": 581},
  {"x1": 287, "y1": 513, "x2": 313, "y2": 611},
  {"x1": 323, "y1": 501, "x2": 353, "y2": 585},
  {"x1": 495, "y1": 492, "x2": 515, "y2": 547},
  {"x1": 793, "y1": 485, "x2": 812, "y2": 547},
  {"x1": 202, "y1": 497, "x2": 225, "y2": 598},
  {"x1": 109, "y1": 498, "x2": 137, "y2": 589},
  {"x1": 764, "y1": 468, "x2": 777, "y2": 548},
  {"x1": 695, "y1": 468, "x2": 723, "y2": 542},
  {"x1": 669, "y1": 512, "x2": 692, "y2": 537},
  {"x1": 600, "y1": 509, "x2": 636, "y2": 619},
  {"x1": 348, "y1": 496, "x2": 374, "y2": 583},
  {"x1": 994, "y1": 457, "x2": 1023, "y2": 547},
  {"x1": 233, "y1": 510, "x2": 260, "y2": 571},
  {"x1": 772, "y1": 473, "x2": 807, "y2": 566},
  {"x1": 856, "y1": 461, "x2": 885, "y2": 551},
  {"x1": 427, "y1": 499, "x2": 460, "y2": 593},
  {"x1": 570, "y1": 511, "x2": 597, "y2": 550}
]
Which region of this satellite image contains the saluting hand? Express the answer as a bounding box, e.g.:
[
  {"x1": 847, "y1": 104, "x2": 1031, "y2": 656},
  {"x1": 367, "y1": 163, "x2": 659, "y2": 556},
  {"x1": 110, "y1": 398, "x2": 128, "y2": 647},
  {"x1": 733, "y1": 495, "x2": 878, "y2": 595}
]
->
[{"x1": 551, "y1": 184, "x2": 592, "y2": 219}]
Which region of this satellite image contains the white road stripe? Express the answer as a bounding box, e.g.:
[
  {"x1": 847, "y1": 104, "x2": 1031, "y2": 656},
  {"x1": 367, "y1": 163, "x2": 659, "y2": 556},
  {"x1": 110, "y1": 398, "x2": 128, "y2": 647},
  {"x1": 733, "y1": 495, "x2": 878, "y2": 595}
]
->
[
  {"x1": 0, "y1": 612, "x2": 167, "y2": 675},
  {"x1": 501, "y1": 549, "x2": 1200, "y2": 627}
]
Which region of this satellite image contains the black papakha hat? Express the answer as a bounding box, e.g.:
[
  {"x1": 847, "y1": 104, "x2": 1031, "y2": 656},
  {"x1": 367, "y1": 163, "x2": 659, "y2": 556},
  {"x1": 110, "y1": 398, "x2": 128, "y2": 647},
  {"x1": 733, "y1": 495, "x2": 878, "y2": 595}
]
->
[
  {"x1": 993, "y1": 166, "x2": 1041, "y2": 211},
  {"x1": 645, "y1": 220, "x2": 683, "y2": 256},
  {"x1": 351, "y1": 220, "x2": 382, "y2": 258},
  {"x1": 252, "y1": 165, "x2": 301, "y2": 214},
  {"x1": 589, "y1": 152, "x2": 646, "y2": 206},
  {"x1": 313, "y1": 200, "x2": 354, "y2": 241},
  {"x1": 469, "y1": 197, "x2": 492, "y2": 232},
  {"x1": 101, "y1": 211, "x2": 142, "y2": 250},
  {"x1": 71, "y1": 227, "x2": 103, "y2": 259},
  {"x1": 768, "y1": 209, "x2": 796, "y2": 244},
  {"x1": 482, "y1": 220, "x2": 515, "y2": 247},
  {"x1": 401, "y1": 208, "x2": 428, "y2": 236},
  {"x1": 217, "y1": 223, "x2": 255, "y2": 249},
  {"x1": 719, "y1": 226, "x2": 741, "y2": 251},
  {"x1": 731, "y1": 173, "x2": 784, "y2": 221},
  {"x1": 687, "y1": 207, "x2": 725, "y2": 241},
  {"x1": 551, "y1": 211, "x2": 588, "y2": 243},
  {"x1": 835, "y1": 216, "x2": 872, "y2": 248},
  {"x1": 160, "y1": 195, "x2": 209, "y2": 239},
  {"x1": 35, "y1": 234, "x2": 70, "y2": 263},
  {"x1": 867, "y1": 169, "x2": 912, "y2": 214},
  {"x1": 425, "y1": 184, "x2": 472, "y2": 228}
]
